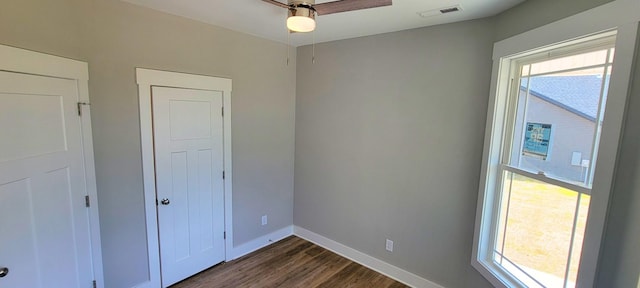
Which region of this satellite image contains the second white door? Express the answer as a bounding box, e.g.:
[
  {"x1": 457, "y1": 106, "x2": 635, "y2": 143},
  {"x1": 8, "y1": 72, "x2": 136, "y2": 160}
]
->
[
  {"x1": 0, "y1": 70, "x2": 95, "y2": 288},
  {"x1": 152, "y1": 86, "x2": 225, "y2": 287}
]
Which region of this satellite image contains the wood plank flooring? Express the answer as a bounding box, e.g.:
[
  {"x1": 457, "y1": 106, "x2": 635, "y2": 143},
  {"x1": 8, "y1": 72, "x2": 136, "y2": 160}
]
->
[{"x1": 170, "y1": 236, "x2": 409, "y2": 288}]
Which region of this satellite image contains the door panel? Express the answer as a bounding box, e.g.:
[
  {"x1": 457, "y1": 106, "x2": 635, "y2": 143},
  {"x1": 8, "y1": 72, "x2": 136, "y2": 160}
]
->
[
  {"x1": 0, "y1": 179, "x2": 39, "y2": 288},
  {"x1": 0, "y1": 93, "x2": 66, "y2": 162},
  {"x1": 0, "y1": 71, "x2": 92, "y2": 288},
  {"x1": 152, "y1": 86, "x2": 225, "y2": 287}
]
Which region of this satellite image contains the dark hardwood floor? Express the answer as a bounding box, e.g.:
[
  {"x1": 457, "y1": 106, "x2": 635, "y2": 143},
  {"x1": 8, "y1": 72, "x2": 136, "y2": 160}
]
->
[{"x1": 170, "y1": 236, "x2": 410, "y2": 288}]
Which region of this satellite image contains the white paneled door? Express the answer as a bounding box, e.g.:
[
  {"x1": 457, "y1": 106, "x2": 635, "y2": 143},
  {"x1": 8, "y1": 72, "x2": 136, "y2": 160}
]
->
[
  {"x1": 152, "y1": 86, "x2": 225, "y2": 287},
  {"x1": 0, "y1": 71, "x2": 94, "y2": 287}
]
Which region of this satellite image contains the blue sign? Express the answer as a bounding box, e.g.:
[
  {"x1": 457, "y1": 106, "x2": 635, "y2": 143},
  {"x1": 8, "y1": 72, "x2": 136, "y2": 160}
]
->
[{"x1": 523, "y1": 122, "x2": 552, "y2": 160}]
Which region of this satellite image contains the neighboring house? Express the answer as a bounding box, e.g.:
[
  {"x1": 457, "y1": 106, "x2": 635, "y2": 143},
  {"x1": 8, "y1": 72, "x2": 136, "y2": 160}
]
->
[{"x1": 515, "y1": 75, "x2": 608, "y2": 184}]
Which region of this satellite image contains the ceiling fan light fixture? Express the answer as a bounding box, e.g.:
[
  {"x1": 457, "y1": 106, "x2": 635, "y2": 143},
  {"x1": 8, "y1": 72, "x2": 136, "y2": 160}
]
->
[{"x1": 287, "y1": 7, "x2": 316, "y2": 32}]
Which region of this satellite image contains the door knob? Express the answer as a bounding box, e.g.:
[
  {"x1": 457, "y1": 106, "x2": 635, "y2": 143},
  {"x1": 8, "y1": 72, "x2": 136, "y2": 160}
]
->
[
  {"x1": 160, "y1": 198, "x2": 170, "y2": 205},
  {"x1": 0, "y1": 267, "x2": 8, "y2": 278}
]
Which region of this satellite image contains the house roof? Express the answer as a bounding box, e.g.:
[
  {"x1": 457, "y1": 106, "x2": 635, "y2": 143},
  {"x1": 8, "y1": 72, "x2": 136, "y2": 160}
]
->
[{"x1": 522, "y1": 75, "x2": 608, "y2": 122}]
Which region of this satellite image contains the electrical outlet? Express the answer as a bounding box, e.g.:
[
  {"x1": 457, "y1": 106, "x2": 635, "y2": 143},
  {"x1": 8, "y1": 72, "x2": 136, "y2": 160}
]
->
[
  {"x1": 261, "y1": 215, "x2": 268, "y2": 226},
  {"x1": 386, "y1": 239, "x2": 393, "y2": 252}
]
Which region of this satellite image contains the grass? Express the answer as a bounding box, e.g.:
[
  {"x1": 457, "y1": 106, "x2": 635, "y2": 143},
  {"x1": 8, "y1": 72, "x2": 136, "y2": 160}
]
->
[{"x1": 496, "y1": 173, "x2": 590, "y2": 286}]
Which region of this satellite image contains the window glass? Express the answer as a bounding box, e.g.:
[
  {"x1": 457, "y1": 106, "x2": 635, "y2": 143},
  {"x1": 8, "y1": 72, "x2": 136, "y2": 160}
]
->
[
  {"x1": 495, "y1": 171, "x2": 590, "y2": 288},
  {"x1": 510, "y1": 48, "x2": 614, "y2": 187},
  {"x1": 529, "y1": 50, "x2": 608, "y2": 76}
]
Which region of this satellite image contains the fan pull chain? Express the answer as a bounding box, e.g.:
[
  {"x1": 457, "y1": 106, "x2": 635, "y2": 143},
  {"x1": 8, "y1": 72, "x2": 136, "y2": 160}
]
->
[{"x1": 312, "y1": 30, "x2": 316, "y2": 64}]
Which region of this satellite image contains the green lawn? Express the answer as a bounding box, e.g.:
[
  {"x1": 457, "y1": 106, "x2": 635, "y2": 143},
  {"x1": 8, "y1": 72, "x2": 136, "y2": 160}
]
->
[{"x1": 497, "y1": 173, "x2": 590, "y2": 285}]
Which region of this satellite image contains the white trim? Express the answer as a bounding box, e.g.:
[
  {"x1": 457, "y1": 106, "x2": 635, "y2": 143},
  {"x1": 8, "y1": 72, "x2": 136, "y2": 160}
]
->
[
  {"x1": 501, "y1": 165, "x2": 591, "y2": 195},
  {"x1": 472, "y1": 57, "x2": 509, "y2": 288},
  {"x1": 583, "y1": 22, "x2": 638, "y2": 286},
  {"x1": 0, "y1": 44, "x2": 88, "y2": 80},
  {"x1": 136, "y1": 68, "x2": 233, "y2": 288},
  {"x1": 77, "y1": 80, "x2": 105, "y2": 288},
  {"x1": 231, "y1": 226, "x2": 294, "y2": 260},
  {"x1": 294, "y1": 226, "x2": 444, "y2": 288},
  {"x1": 492, "y1": 0, "x2": 639, "y2": 60},
  {"x1": 472, "y1": 1, "x2": 640, "y2": 287},
  {"x1": 158, "y1": 224, "x2": 440, "y2": 288},
  {"x1": 0, "y1": 44, "x2": 104, "y2": 288},
  {"x1": 136, "y1": 68, "x2": 231, "y2": 91}
]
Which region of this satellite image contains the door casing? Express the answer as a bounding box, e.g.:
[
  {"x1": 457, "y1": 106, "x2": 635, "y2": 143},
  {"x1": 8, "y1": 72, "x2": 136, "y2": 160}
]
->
[{"x1": 136, "y1": 68, "x2": 233, "y2": 288}]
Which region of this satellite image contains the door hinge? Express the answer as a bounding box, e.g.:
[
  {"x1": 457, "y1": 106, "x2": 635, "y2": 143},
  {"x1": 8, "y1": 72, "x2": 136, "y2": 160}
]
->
[
  {"x1": 92, "y1": 280, "x2": 97, "y2": 288},
  {"x1": 85, "y1": 195, "x2": 91, "y2": 207},
  {"x1": 223, "y1": 171, "x2": 225, "y2": 180},
  {"x1": 224, "y1": 231, "x2": 226, "y2": 239},
  {"x1": 77, "y1": 102, "x2": 90, "y2": 116},
  {"x1": 222, "y1": 107, "x2": 224, "y2": 117}
]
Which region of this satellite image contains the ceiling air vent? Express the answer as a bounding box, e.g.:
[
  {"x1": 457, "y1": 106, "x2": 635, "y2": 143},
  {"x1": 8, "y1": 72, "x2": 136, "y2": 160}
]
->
[
  {"x1": 440, "y1": 6, "x2": 460, "y2": 14},
  {"x1": 418, "y1": 5, "x2": 462, "y2": 18}
]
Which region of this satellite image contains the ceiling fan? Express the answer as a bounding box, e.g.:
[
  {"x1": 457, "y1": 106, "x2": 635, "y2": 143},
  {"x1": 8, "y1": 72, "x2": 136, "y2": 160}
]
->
[{"x1": 262, "y1": 0, "x2": 392, "y2": 33}]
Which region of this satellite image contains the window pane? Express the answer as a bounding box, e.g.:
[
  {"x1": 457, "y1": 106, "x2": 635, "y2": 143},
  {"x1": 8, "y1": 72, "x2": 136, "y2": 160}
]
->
[
  {"x1": 608, "y1": 48, "x2": 615, "y2": 63},
  {"x1": 494, "y1": 172, "x2": 513, "y2": 261},
  {"x1": 529, "y1": 50, "x2": 608, "y2": 76},
  {"x1": 567, "y1": 194, "x2": 591, "y2": 287},
  {"x1": 522, "y1": 65, "x2": 531, "y2": 77},
  {"x1": 511, "y1": 68, "x2": 608, "y2": 186},
  {"x1": 585, "y1": 65, "x2": 612, "y2": 187},
  {"x1": 496, "y1": 171, "x2": 590, "y2": 288}
]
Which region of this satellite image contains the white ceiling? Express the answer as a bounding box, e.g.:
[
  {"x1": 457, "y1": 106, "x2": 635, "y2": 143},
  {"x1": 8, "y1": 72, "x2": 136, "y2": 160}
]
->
[{"x1": 121, "y1": 0, "x2": 525, "y2": 47}]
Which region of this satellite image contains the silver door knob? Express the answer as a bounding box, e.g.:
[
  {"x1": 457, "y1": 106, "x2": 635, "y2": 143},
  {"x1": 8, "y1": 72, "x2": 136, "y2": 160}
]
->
[
  {"x1": 160, "y1": 198, "x2": 170, "y2": 205},
  {"x1": 0, "y1": 267, "x2": 8, "y2": 278}
]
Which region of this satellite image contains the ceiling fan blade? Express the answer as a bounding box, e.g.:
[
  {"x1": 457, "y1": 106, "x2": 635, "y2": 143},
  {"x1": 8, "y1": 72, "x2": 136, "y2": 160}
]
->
[
  {"x1": 313, "y1": 0, "x2": 392, "y2": 15},
  {"x1": 261, "y1": 0, "x2": 291, "y2": 9}
]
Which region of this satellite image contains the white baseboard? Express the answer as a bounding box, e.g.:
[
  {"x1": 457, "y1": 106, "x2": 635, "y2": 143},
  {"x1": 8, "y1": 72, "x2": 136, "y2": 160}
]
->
[
  {"x1": 138, "y1": 225, "x2": 442, "y2": 288},
  {"x1": 133, "y1": 279, "x2": 162, "y2": 288},
  {"x1": 293, "y1": 226, "x2": 445, "y2": 288},
  {"x1": 231, "y1": 225, "x2": 293, "y2": 260}
]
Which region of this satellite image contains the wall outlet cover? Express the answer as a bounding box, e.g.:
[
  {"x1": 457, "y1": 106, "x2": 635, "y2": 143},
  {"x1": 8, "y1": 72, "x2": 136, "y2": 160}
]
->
[{"x1": 386, "y1": 239, "x2": 393, "y2": 252}]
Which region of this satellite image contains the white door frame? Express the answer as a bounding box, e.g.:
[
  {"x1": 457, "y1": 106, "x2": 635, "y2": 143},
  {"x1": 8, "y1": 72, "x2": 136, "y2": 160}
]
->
[
  {"x1": 0, "y1": 44, "x2": 104, "y2": 287},
  {"x1": 136, "y1": 68, "x2": 233, "y2": 288}
]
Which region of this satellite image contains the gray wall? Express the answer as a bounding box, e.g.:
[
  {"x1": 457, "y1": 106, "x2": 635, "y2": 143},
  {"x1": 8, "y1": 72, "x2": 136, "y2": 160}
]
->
[
  {"x1": 0, "y1": 0, "x2": 296, "y2": 287},
  {"x1": 493, "y1": 0, "x2": 614, "y2": 41},
  {"x1": 295, "y1": 1, "x2": 640, "y2": 288},
  {"x1": 294, "y1": 19, "x2": 496, "y2": 288}
]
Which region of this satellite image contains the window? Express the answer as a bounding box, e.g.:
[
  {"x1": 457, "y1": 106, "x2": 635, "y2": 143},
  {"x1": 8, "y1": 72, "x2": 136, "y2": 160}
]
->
[
  {"x1": 472, "y1": 28, "x2": 634, "y2": 288},
  {"x1": 500, "y1": 41, "x2": 614, "y2": 287}
]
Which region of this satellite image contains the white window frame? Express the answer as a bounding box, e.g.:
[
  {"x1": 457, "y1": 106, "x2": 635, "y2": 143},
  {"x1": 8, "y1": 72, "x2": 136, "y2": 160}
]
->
[{"x1": 471, "y1": 1, "x2": 640, "y2": 287}]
